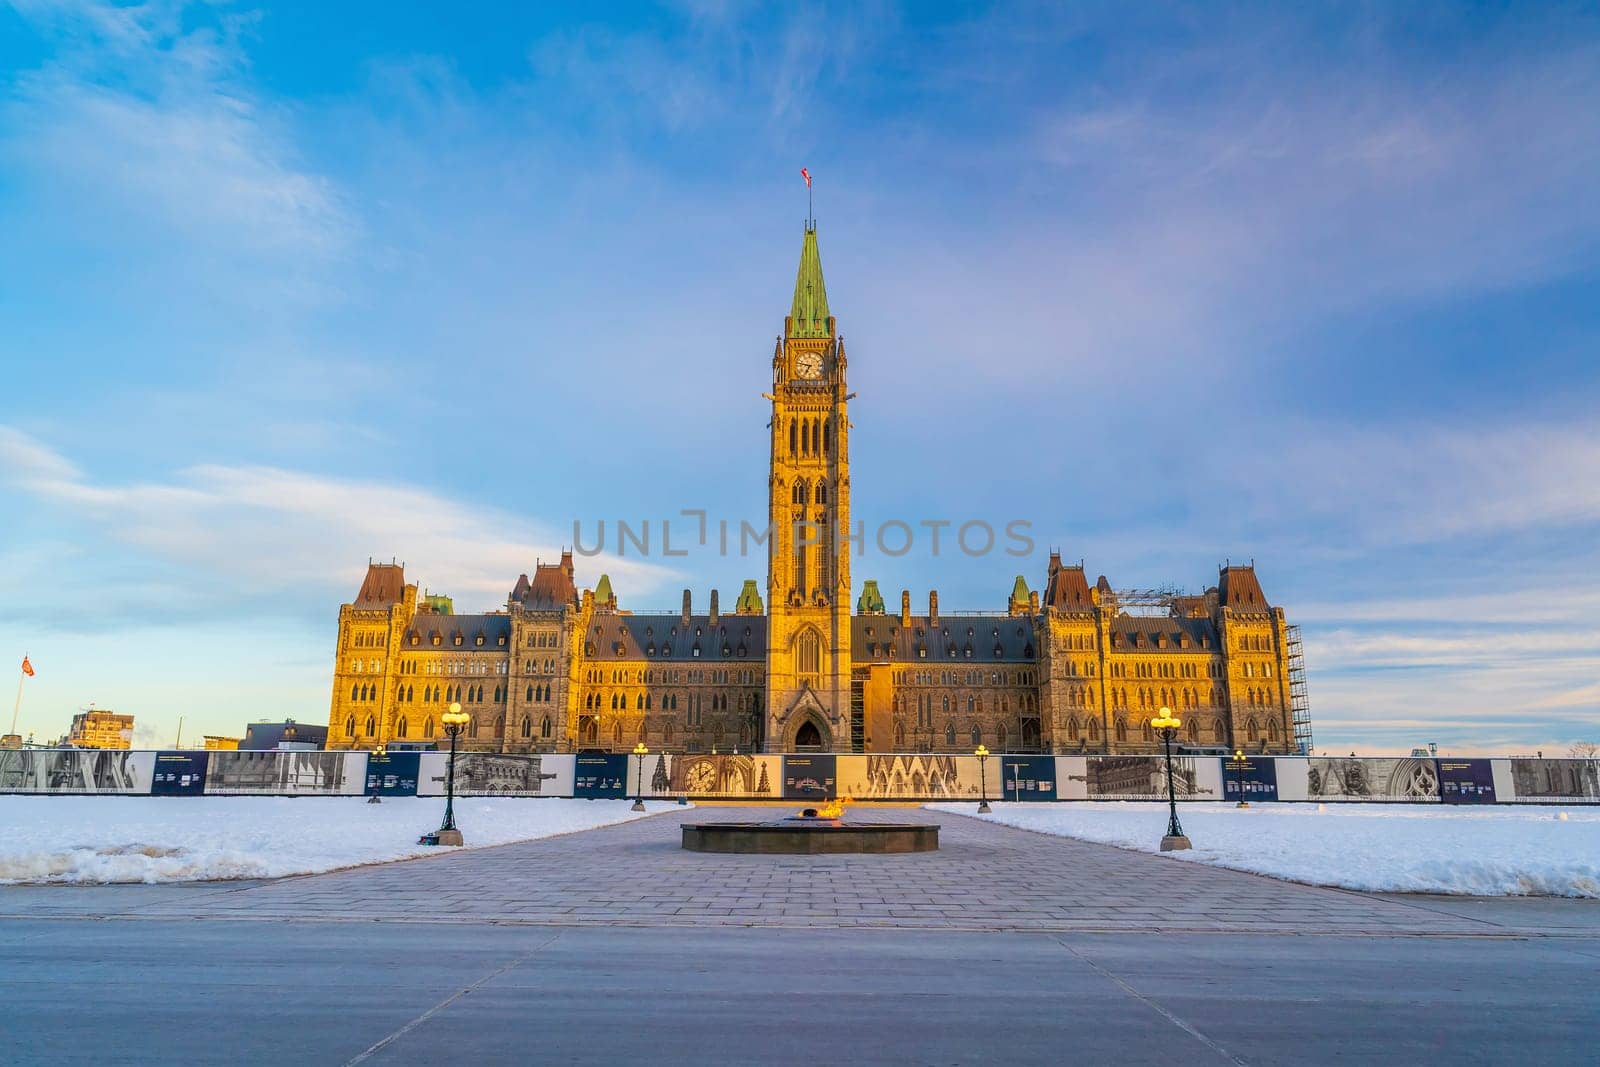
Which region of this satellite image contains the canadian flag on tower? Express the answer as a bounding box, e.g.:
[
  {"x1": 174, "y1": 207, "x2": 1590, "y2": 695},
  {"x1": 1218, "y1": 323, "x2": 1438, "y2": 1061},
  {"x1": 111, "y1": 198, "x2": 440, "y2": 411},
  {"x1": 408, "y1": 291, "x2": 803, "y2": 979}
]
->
[
  {"x1": 800, "y1": 167, "x2": 811, "y2": 188},
  {"x1": 20, "y1": 657, "x2": 33, "y2": 677}
]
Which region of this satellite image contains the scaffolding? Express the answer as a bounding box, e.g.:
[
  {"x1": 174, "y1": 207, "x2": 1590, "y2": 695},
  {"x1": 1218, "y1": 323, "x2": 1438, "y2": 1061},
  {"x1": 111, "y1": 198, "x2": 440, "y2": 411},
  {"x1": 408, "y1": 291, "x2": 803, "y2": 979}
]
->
[
  {"x1": 1285, "y1": 624, "x2": 1313, "y2": 755},
  {"x1": 1104, "y1": 587, "x2": 1191, "y2": 617}
]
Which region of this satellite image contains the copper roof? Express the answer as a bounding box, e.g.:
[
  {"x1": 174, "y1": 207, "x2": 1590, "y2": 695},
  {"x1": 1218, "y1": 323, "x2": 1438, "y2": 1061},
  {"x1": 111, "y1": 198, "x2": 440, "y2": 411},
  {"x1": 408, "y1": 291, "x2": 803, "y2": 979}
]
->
[{"x1": 355, "y1": 563, "x2": 407, "y2": 607}]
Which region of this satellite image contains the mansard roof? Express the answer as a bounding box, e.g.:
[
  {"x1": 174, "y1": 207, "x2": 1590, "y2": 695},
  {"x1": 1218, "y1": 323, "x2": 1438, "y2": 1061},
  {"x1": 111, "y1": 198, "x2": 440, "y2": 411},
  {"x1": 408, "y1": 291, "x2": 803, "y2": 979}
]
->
[
  {"x1": 403, "y1": 613, "x2": 511, "y2": 648},
  {"x1": 1043, "y1": 553, "x2": 1093, "y2": 611},
  {"x1": 585, "y1": 615, "x2": 768, "y2": 662},
  {"x1": 512, "y1": 552, "x2": 579, "y2": 610},
  {"x1": 354, "y1": 563, "x2": 406, "y2": 607},
  {"x1": 852, "y1": 615, "x2": 1037, "y2": 664},
  {"x1": 1107, "y1": 614, "x2": 1219, "y2": 652},
  {"x1": 1218, "y1": 565, "x2": 1270, "y2": 612}
]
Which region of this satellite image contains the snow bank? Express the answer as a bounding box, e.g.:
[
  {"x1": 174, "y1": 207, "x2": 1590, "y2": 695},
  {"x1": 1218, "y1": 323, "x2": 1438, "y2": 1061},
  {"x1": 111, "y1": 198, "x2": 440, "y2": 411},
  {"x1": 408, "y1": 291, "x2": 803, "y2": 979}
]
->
[
  {"x1": 928, "y1": 801, "x2": 1600, "y2": 897},
  {"x1": 0, "y1": 796, "x2": 675, "y2": 884}
]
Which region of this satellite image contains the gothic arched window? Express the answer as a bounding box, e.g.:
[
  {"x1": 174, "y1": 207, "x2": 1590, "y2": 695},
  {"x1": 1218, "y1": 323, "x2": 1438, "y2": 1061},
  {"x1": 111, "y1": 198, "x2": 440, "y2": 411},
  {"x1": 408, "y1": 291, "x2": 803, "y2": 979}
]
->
[
  {"x1": 397, "y1": 717, "x2": 409, "y2": 739},
  {"x1": 796, "y1": 629, "x2": 822, "y2": 677}
]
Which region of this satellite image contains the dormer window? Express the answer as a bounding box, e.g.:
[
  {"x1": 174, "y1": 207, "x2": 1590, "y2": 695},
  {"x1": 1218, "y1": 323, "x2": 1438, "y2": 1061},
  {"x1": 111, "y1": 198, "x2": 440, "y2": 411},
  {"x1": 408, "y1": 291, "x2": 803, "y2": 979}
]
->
[
  {"x1": 410, "y1": 635, "x2": 420, "y2": 646},
  {"x1": 475, "y1": 635, "x2": 484, "y2": 647},
  {"x1": 497, "y1": 636, "x2": 506, "y2": 647},
  {"x1": 453, "y1": 635, "x2": 463, "y2": 647},
  {"x1": 432, "y1": 635, "x2": 442, "y2": 647}
]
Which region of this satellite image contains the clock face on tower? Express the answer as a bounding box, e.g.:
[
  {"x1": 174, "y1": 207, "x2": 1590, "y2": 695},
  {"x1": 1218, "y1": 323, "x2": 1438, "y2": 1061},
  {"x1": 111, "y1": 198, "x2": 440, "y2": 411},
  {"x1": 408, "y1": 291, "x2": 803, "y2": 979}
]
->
[{"x1": 795, "y1": 351, "x2": 823, "y2": 379}]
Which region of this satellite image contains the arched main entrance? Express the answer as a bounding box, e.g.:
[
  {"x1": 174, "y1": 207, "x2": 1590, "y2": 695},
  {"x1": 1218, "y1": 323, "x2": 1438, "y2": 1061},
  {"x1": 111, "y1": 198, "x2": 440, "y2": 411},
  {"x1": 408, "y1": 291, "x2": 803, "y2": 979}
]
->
[{"x1": 795, "y1": 720, "x2": 823, "y2": 750}]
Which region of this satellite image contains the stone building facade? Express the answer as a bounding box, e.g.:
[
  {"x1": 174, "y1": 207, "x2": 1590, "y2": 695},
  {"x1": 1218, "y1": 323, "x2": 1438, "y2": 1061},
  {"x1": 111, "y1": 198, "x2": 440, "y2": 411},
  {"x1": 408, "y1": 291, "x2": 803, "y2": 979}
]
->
[{"x1": 326, "y1": 225, "x2": 1303, "y2": 756}]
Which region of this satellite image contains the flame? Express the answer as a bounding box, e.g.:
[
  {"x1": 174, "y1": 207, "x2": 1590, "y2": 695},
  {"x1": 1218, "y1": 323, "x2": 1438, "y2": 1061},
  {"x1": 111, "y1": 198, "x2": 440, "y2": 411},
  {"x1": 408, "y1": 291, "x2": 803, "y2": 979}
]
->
[{"x1": 813, "y1": 796, "x2": 852, "y2": 820}]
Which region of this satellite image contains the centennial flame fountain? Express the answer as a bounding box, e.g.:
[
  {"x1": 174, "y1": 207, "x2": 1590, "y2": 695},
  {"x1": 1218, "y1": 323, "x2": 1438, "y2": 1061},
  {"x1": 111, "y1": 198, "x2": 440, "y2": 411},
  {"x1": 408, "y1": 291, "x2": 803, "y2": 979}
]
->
[{"x1": 680, "y1": 797, "x2": 940, "y2": 854}]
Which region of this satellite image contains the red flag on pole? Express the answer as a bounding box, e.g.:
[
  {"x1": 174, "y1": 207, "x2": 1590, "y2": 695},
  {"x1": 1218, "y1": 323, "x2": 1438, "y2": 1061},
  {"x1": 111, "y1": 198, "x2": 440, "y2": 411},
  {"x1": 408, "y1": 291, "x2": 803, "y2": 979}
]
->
[
  {"x1": 20, "y1": 657, "x2": 33, "y2": 677},
  {"x1": 800, "y1": 167, "x2": 811, "y2": 188}
]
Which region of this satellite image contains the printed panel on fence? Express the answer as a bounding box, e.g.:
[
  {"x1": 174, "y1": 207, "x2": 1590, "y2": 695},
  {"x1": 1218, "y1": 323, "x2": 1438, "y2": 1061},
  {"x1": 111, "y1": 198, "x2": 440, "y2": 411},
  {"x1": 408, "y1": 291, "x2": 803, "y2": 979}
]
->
[
  {"x1": 152, "y1": 751, "x2": 209, "y2": 795},
  {"x1": 1276, "y1": 757, "x2": 1439, "y2": 802},
  {"x1": 1437, "y1": 759, "x2": 1496, "y2": 804},
  {"x1": 782, "y1": 755, "x2": 836, "y2": 799},
  {"x1": 364, "y1": 751, "x2": 422, "y2": 796},
  {"x1": 998, "y1": 754, "x2": 1056, "y2": 800},
  {"x1": 575, "y1": 753, "x2": 630, "y2": 798},
  {"x1": 417, "y1": 753, "x2": 576, "y2": 796},
  {"x1": 1222, "y1": 754, "x2": 1278, "y2": 802},
  {"x1": 0, "y1": 749, "x2": 156, "y2": 794},
  {"x1": 625, "y1": 753, "x2": 782, "y2": 799},
  {"x1": 1500, "y1": 758, "x2": 1600, "y2": 803},
  {"x1": 836, "y1": 755, "x2": 988, "y2": 801},
  {"x1": 203, "y1": 750, "x2": 367, "y2": 795},
  {"x1": 1054, "y1": 755, "x2": 1223, "y2": 800}
]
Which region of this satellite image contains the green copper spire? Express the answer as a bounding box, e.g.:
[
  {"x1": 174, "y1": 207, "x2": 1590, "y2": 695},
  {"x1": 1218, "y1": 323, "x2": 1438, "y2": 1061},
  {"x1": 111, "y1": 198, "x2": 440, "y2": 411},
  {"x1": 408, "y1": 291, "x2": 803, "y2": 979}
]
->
[
  {"x1": 788, "y1": 224, "x2": 831, "y2": 338},
  {"x1": 594, "y1": 574, "x2": 614, "y2": 605},
  {"x1": 856, "y1": 579, "x2": 886, "y2": 615},
  {"x1": 735, "y1": 579, "x2": 764, "y2": 615}
]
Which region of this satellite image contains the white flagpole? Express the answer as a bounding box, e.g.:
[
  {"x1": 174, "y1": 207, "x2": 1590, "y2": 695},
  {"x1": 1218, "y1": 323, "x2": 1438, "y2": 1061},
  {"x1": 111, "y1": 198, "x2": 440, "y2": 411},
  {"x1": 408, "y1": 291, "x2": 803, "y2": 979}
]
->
[{"x1": 9, "y1": 663, "x2": 23, "y2": 737}]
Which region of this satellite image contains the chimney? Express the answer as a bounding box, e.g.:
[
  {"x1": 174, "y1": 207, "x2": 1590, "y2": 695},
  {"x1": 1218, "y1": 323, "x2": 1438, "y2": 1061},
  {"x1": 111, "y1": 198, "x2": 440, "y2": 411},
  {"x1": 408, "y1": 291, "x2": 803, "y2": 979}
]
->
[
  {"x1": 709, "y1": 589, "x2": 720, "y2": 626},
  {"x1": 682, "y1": 589, "x2": 692, "y2": 626},
  {"x1": 900, "y1": 590, "x2": 911, "y2": 627},
  {"x1": 929, "y1": 590, "x2": 940, "y2": 627},
  {"x1": 1029, "y1": 590, "x2": 1039, "y2": 614}
]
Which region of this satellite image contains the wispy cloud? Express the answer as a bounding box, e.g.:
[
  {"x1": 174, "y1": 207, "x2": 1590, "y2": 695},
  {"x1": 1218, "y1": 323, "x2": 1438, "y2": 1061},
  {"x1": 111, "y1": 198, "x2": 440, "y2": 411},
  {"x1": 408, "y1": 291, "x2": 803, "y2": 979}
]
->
[
  {"x1": 3, "y1": 0, "x2": 352, "y2": 299},
  {"x1": 0, "y1": 426, "x2": 676, "y2": 625}
]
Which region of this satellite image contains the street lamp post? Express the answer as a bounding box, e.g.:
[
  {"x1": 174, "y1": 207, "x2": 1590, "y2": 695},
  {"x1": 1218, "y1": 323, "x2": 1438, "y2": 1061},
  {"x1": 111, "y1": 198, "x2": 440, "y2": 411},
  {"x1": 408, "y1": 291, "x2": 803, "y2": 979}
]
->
[
  {"x1": 632, "y1": 741, "x2": 649, "y2": 812},
  {"x1": 1150, "y1": 707, "x2": 1191, "y2": 851},
  {"x1": 1232, "y1": 748, "x2": 1249, "y2": 808},
  {"x1": 975, "y1": 744, "x2": 991, "y2": 813},
  {"x1": 423, "y1": 702, "x2": 470, "y2": 846}
]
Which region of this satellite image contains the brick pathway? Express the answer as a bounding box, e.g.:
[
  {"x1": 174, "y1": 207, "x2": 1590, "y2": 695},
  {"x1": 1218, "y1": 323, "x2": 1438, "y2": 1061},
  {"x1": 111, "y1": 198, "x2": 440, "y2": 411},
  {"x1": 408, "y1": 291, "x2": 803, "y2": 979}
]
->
[{"x1": 7, "y1": 806, "x2": 1591, "y2": 936}]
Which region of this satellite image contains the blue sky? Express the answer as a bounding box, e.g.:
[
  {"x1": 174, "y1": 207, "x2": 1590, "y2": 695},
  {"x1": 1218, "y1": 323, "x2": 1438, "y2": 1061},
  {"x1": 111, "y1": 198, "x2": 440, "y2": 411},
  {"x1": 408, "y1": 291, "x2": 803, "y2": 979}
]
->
[{"x1": 2, "y1": 1, "x2": 1598, "y2": 754}]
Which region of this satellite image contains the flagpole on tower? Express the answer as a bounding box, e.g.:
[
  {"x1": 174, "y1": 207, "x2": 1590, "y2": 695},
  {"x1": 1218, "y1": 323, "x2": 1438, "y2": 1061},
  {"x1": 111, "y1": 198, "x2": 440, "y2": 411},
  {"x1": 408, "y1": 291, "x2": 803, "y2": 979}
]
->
[{"x1": 801, "y1": 166, "x2": 814, "y2": 228}]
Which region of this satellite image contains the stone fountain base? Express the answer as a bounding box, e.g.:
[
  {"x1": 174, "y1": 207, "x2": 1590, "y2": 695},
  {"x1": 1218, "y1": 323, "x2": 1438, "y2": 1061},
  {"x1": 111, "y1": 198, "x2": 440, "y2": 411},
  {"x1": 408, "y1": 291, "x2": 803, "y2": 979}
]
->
[{"x1": 681, "y1": 816, "x2": 938, "y2": 855}]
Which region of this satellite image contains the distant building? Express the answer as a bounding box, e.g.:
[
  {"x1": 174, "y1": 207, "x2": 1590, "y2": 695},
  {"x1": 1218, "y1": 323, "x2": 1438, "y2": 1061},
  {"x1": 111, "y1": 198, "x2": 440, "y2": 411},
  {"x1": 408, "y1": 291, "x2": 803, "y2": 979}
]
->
[
  {"x1": 241, "y1": 720, "x2": 328, "y2": 751},
  {"x1": 66, "y1": 708, "x2": 134, "y2": 750},
  {"x1": 204, "y1": 735, "x2": 241, "y2": 750}
]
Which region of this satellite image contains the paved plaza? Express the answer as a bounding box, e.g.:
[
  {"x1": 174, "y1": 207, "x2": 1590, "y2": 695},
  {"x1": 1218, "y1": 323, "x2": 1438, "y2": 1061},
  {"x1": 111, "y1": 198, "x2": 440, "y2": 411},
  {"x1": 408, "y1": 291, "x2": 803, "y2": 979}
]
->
[{"x1": 3, "y1": 806, "x2": 1598, "y2": 1064}]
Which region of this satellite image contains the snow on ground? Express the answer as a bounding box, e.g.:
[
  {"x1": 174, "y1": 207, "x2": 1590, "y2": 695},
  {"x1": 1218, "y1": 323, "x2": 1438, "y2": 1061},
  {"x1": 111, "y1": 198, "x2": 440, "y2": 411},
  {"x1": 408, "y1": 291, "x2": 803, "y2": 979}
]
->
[
  {"x1": 928, "y1": 801, "x2": 1600, "y2": 898},
  {"x1": 0, "y1": 796, "x2": 676, "y2": 885}
]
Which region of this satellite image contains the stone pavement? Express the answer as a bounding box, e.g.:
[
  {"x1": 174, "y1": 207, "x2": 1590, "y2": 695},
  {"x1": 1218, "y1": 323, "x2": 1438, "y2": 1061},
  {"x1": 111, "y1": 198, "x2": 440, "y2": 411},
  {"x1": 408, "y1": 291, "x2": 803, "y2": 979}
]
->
[
  {"x1": 3, "y1": 805, "x2": 1595, "y2": 937},
  {"x1": 6, "y1": 805, "x2": 1600, "y2": 1065}
]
